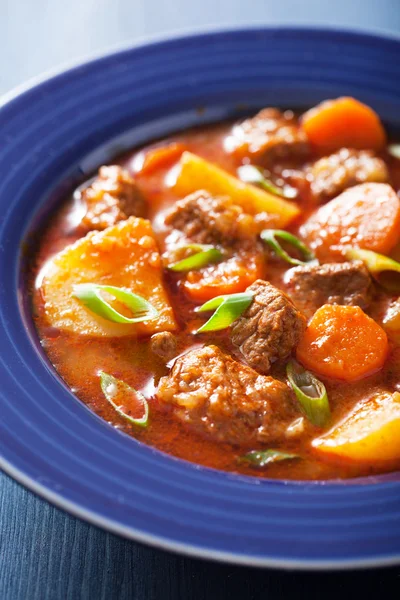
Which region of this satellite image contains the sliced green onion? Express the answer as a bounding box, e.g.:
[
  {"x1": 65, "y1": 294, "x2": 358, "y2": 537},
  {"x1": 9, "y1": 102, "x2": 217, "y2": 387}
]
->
[
  {"x1": 388, "y1": 144, "x2": 400, "y2": 160},
  {"x1": 286, "y1": 360, "x2": 330, "y2": 427},
  {"x1": 261, "y1": 229, "x2": 316, "y2": 266},
  {"x1": 73, "y1": 176, "x2": 96, "y2": 201},
  {"x1": 345, "y1": 247, "x2": 400, "y2": 292},
  {"x1": 239, "y1": 449, "x2": 299, "y2": 467},
  {"x1": 100, "y1": 372, "x2": 149, "y2": 427},
  {"x1": 168, "y1": 244, "x2": 223, "y2": 272},
  {"x1": 73, "y1": 284, "x2": 158, "y2": 324},
  {"x1": 195, "y1": 292, "x2": 254, "y2": 333},
  {"x1": 237, "y1": 164, "x2": 297, "y2": 199}
]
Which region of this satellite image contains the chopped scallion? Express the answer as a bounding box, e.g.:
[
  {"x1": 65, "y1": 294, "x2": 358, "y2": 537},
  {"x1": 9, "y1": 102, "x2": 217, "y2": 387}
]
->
[
  {"x1": 345, "y1": 247, "x2": 400, "y2": 292},
  {"x1": 237, "y1": 164, "x2": 297, "y2": 199},
  {"x1": 168, "y1": 244, "x2": 223, "y2": 272},
  {"x1": 195, "y1": 292, "x2": 254, "y2": 333},
  {"x1": 239, "y1": 449, "x2": 299, "y2": 467},
  {"x1": 388, "y1": 144, "x2": 400, "y2": 160},
  {"x1": 73, "y1": 283, "x2": 158, "y2": 324},
  {"x1": 286, "y1": 360, "x2": 330, "y2": 427},
  {"x1": 100, "y1": 372, "x2": 149, "y2": 427},
  {"x1": 73, "y1": 176, "x2": 96, "y2": 201},
  {"x1": 261, "y1": 229, "x2": 316, "y2": 266}
]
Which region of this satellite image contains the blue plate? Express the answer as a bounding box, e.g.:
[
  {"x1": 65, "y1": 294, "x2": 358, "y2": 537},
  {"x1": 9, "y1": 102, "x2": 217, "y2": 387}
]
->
[{"x1": 1, "y1": 27, "x2": 400, "y2": 570}]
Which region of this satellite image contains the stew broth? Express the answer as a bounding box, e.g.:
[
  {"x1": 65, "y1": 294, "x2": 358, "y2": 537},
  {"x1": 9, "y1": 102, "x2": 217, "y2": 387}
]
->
[{"x1": 30, "y1": 104, "x2": 400, "y2": 481}]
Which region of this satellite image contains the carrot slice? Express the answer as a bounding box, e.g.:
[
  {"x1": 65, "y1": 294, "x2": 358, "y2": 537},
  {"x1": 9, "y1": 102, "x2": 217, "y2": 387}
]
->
[
  {"x1": 296, "y1": 305, "x2": 388, "y2": 382},
  {"x1": 301, "y1": 183, "x2": 400, "y2": 260},
  {"x1": 138, "y1": 143, "x2": 186, "y2": 176},
  {"x1": 301, "y1": 97, "x2": 386, "y2": 153},
  {"x1": 183, "y1": 253, "x2": 265, "y2": 302}
]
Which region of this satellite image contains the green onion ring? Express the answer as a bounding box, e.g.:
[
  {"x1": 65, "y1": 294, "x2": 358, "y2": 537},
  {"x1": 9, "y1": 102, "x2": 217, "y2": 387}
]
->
[
  {"x1": 239, "y1": 449, "x2": 299, "y2": 467},
  {"x1": 237, "y1": 164, "x2": 297, "y2": 199},
  {"x1": 73, "y1": 283, "x2": 158, "y2": 324},
  {"x1": 168, "y1": 244, "x2": 223, "y2": 272},
  {"x1": 388, "y1": 144, "x2": 400, "y2": 160},
  {"x1": 100, "y1": 372, "x2": 149, "y2": 427},
  {"x1": 261, "y1": 229, "x2": 316, "y2": 266},
  {"x1": 286, "y1": 360, "x2": 330, "y2": 427},
  {"x1": 195, "y1": 292, "x2": 254, "y2": 333},
  {"x1": 345, "y1": 247, "x2": 400, "y2": 292}
]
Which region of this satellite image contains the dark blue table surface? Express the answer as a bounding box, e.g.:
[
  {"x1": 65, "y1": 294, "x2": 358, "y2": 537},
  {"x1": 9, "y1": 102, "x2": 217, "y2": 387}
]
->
[{"x1": 2, "y1": 2, "x2": 400, "y2": 598}]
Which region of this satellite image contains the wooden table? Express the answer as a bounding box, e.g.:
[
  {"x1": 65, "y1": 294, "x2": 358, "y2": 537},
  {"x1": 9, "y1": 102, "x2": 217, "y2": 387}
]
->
[{"x1": 1, "y1": 2, "x2": 400, "y2": 597}]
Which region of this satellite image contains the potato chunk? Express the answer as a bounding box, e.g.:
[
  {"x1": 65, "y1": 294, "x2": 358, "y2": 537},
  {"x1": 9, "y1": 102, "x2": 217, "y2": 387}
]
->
[
  {"x1": 173, "y1": 152, "x2": 300, "y2": 227},
  {"x1": 312, "y1": 392, "x2": 400, "y2": 463},
  {"x1": 42, "y1": 217, "x2": 177, "y2": 337}
]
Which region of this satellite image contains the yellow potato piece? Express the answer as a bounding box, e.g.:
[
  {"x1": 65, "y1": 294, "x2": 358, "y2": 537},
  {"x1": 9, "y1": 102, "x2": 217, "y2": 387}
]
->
[
  {"x1": 173, "y1": 152, "x2": 300, "y2": 227},
  {"x1": 42, "y1": 217, "x2": 177, "y2": 337},
  {"x1": 312, "y1": 392, "x2": 400, "y2": 462}
]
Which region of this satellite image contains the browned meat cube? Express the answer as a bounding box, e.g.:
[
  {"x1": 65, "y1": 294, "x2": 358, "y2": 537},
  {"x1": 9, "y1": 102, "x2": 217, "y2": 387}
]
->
[
  {"x1": 284, "y1": 261, "x2": 372, "y2": 318},
  {"x1": 164, "y1": 190, "x2": 257, "y2": 246},
  {"x1": 226, "y1": 108, "x2": 309, "y2": 162},
  {"x1": 308, "y1": 148, "x2": 389, "y2": 201},
  {"x1": 80, "y1": 165, "x2": 147, "y2": 230},
  {"x1": 157, "y1": 345, "x2": 297, "y2": 445},
  {"x1": 231, "y1": 280, "x2": 306, "y2": 374},
  {"x1": 150, "y1": 331, "x2": 177, "y2": 361}
]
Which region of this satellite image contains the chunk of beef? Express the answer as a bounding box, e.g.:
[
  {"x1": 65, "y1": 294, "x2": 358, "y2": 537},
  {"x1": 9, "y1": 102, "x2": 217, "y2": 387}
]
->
[
  {"x1": 284, "y1": 261, "x2": 372, "y2": 317},
  {"x1": 164, "y1": 190, "x2": 256, "y2": 246},
  {"x1": 80, "y1": 166, "x2": 147, "y2": 230},
  {"x1": 226, "y1": 108, "x2": 309, "y2": 162},
  {"x1": 231, "y1": 280, "x2": 306, "y2": 374},
  {"x1": 157, "y1": 345, "x2": 297, "y2": 445},
  {"x1": 309, "y1": 148, "x2": 389, "y2": 202},
  {"x1": 150, "y1": 331, "x2": 177, "y2": 361}
]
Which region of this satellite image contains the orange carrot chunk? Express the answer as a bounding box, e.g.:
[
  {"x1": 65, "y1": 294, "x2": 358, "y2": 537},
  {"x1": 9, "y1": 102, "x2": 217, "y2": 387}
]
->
[
  {"x1": 296, "y1": 305, "x2": 388, "y2": 382},
  {"x1": 183, "y1": 253, "x2": 265, "y2": 302},
  {"x1": 301, "y1": 97, "x2": 386, "y2": 153},
  {"x1": 138, "y1": 143, "x2": 186, "y2": 176},
  {"x1": 301, "y1": 183, "x2": 400, "y2": 260}
]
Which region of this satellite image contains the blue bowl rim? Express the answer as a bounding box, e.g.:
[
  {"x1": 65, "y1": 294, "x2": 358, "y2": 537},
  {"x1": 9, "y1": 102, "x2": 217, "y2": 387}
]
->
[
  {"x1": 2, "y1": 23, "x2": 400, "y2": 111},
  {"x1": 2, "y1": 25, "x2": 400, "y2": 570}
]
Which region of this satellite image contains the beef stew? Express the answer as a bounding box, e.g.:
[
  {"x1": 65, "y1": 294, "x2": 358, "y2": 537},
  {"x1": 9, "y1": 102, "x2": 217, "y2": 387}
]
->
[{"x1": 30, "y1": 97, "x2": 400, "y2": 480}]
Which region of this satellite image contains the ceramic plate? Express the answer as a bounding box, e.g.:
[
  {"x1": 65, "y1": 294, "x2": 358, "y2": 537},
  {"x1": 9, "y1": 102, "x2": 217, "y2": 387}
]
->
[{"x1": 1, "y1": 27, "x2": 400, "y2": 569}]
